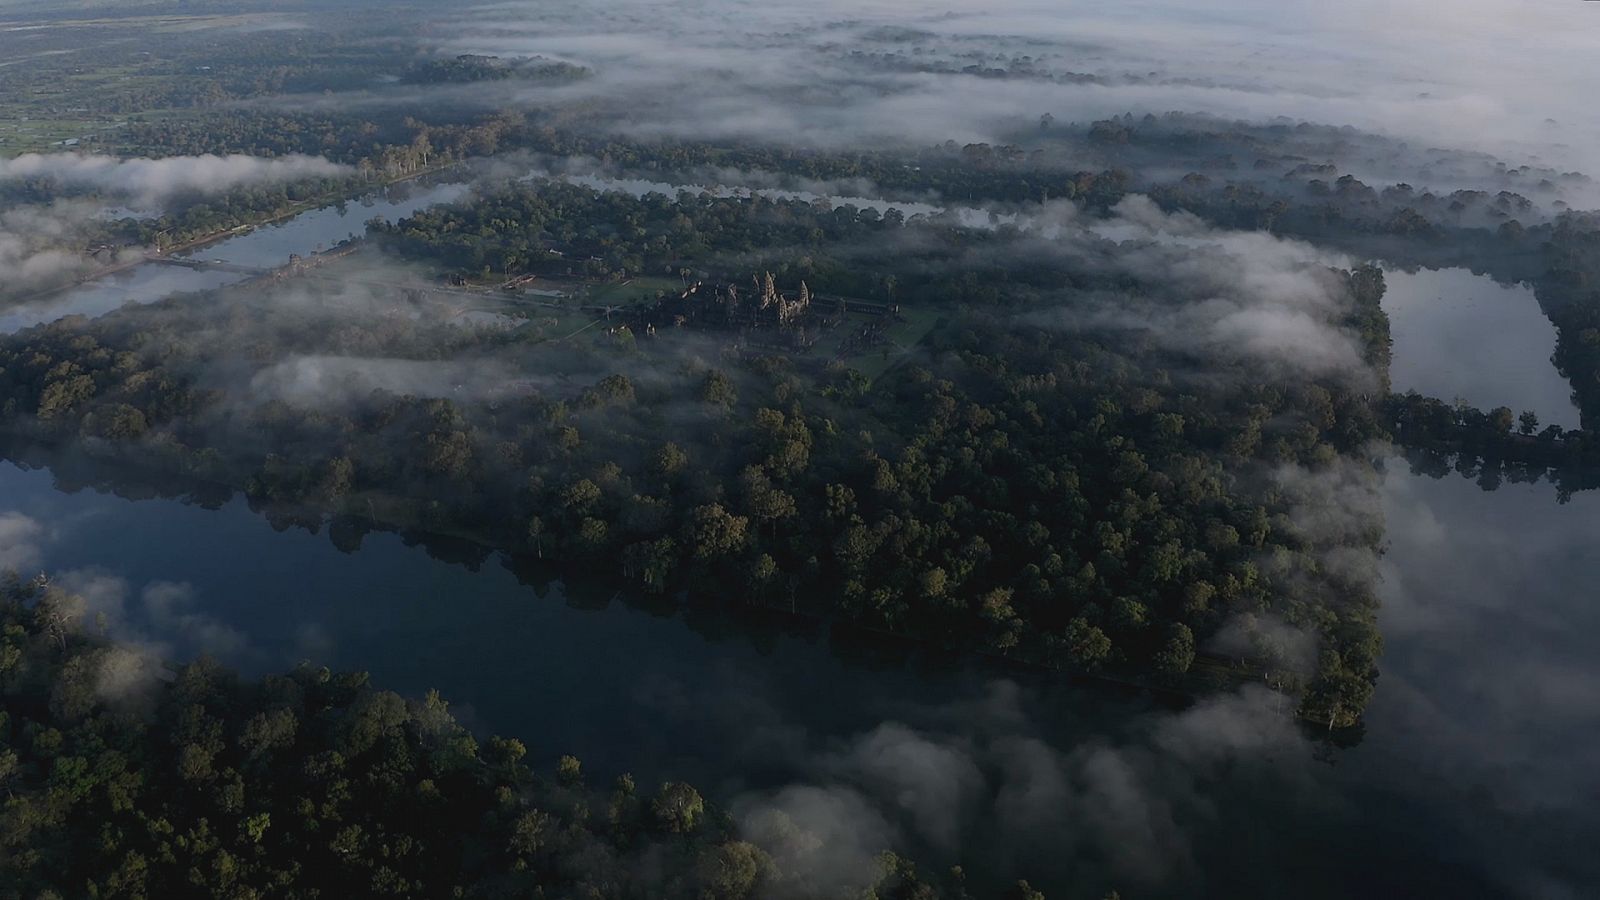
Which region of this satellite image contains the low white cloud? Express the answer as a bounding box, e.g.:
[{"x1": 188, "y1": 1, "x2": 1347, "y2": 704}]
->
[
  {"x1": 0, "y1": 153, "x2": 350, "y2": 206},
  {"x1": 52, "y1": 569, "x2": 251, "y2": 663},
  {"x1": 248, "y1": 355, "x2": 530, "y2": 407},
  {"x1": 433, "y1": 0, "x2": 1600, "y2": 189},
  {"x1": 734, "y1": 784, "x2": 896, "y2": 896},
  {"x1": 1015, "y1": 194, "x2": 1371, "y2": 381},
  {"x1": 0, "y1": 510, "x2": 45, "y2": 572},
  {"x1": 0, "y1": 201, "x2": 144, "y2": 298},
  {"x1": 733, "y1": 681, "x2": 1317, "y2": 893}
]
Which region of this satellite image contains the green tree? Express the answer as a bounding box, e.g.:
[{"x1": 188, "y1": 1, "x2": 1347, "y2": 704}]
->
[
  {"x1": 1153, "y1": 623, "x2": 1196, "y2": 676},
  {"x1": 652, "y1": 782, "x2": 704, "y2": 833},
  {"x1": 684, "y1": 504, "x2": 749, "y2": 560}
]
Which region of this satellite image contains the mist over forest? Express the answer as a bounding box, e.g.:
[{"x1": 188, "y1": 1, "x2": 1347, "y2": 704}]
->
[{"x1": 0, "y1": 1, "x2": 1595, "y2": 898}]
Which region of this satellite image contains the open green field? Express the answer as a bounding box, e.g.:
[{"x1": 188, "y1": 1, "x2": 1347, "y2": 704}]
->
[
  {"x1": 0, "y1": 8, "x2": 412, "y2": 157},
  {"x1": 0, "y1": 15, "x2": 190, "y2": 157},
  {"x1": 580, "y1": 275, "x2": 683, "y2": 307},
  {"x1": 879, "y1": 304, "x2": 942, "y2": 350},
  {"x1": 811, "y1": 303, "x2": 944, "y2": 380},
  {"x1": 0, "y1": 118, "x2": 111, "y2": 157}
]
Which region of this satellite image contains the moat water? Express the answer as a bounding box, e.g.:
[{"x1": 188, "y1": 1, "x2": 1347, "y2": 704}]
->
[
  {"x1": 0, "y1": 189, "x2": 1591, "y2": 896},
  {"x1": 0, "y1": 180, "x2": 472, "y2": 334},
  {"x1": 0, "y1": 451, "x2": 1592, "y2": 897},
  {"x1": 1382, "y1": 266, "x2": 1580, "y2": 430}
]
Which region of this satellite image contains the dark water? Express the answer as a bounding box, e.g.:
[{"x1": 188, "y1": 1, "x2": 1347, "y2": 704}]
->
[
  {"x1": 0, "y1": 451, "x2": 1593, "y2": 898},
  {"x1": 1383, "y1": 267, "x2": 1580, "y2": 430},
  {"x1": 0, "y1": 181, "x2": 471, "y2": 334},
  {"x1": 0, "y1": 154, "x2": 1587, "y2": 896},
  {"x1": 1340, "y1": 465, "x2": 1598, "y2": 897}
]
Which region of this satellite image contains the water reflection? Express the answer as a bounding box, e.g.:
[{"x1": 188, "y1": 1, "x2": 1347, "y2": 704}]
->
[
  {"x1": 0, "y1": 448, "x2": 1595, "y2": 896},
  {"x1": 0, "y1": 181, "x2": 472, "y2": 334},
  {"x1": 1343, "y1": 463, "x2": 1600, "y2": 895},
  {"x1": 1383, "y1": 267, "x2": 1580, "y2": 430}
]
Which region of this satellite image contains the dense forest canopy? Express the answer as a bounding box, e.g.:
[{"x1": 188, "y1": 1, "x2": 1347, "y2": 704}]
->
[
  {"x1": 0, "y1": 177, "x2": 1393, "y2": 728},
  {"x1": 1, "y1": 0, "x2": 1599, "y2": 896},
  {"x1": 0, "y1": 575, "x2": 987, "y2": 899}
]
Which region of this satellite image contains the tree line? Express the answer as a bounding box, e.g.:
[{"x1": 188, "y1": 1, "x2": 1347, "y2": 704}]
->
[
  {"x1": 0, "y1": 573, "x2": 1019, "y2": 899},
  {"x1": 0, "y1": 179, "x2": 1393, "y2": 726}
]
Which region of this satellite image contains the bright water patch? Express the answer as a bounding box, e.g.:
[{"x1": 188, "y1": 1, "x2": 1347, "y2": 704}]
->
[
  {"x1": 1341, "y1": 462, "x2": 1600, "y2": 893},
  {"x1": 0, "y1": 181, "x2": 472, "y2": 335},
  {"x1": 1383, "y1": 267, "x2": 1579, "y2": 429},
  {"x1": 0, "y1": 453, "x2": 1595, "y2": 894}
]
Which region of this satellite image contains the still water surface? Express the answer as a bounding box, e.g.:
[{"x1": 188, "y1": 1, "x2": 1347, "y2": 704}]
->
[
  {"x1": 1383, "y1": 267, "x2": 1580, "y2": 430},
  {"x1": 0, "y1": 453, "x2": 1592, "y2": 898},
  {"x1": 0, "y1": 181, "x2": 472, "y2": 334},
  {"x1": 0, "y1": 188, "x2": 1591, "y2": 895}
]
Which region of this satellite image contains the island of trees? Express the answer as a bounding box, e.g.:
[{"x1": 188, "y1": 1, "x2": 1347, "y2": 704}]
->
[
  {"x1": 0, "y1": 175, "x2": 1392, "y2": 728},
  {"x1": 10, "y1": 8, "x2": 1600, "y2": 895},
  {"x1": 0, "y1": 573, "x2": 1026, "y2": 899}
]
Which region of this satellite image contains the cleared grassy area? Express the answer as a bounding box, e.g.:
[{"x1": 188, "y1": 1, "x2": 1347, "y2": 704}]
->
[
  {"x1": 0, "y1": 9, "x2": 399, "y2": 157},
  {"x1": 841, "y1": 305, "x2": 944, "y2": 380},
  {"x1": 0, "y1": 120, "x2": 103, "y2": 157},
  {"x1": 0, "y1": 12, "x2": 289, "y2": 33},
  {"x1": 0, "y1": 18, "x2": 176, "y2": 157},
  {"x1": 881, "y1": 305, "x2": 943, "y2": 351},
  {"x1": 580, "y1": 275, "x2": 683, "y2": 307}
]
